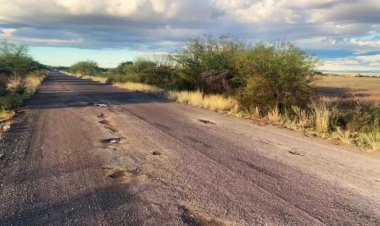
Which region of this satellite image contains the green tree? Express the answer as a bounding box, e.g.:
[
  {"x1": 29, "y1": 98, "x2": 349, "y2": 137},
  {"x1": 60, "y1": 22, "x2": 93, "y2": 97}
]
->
[
  {"x1": 0, "y1": 41, "x2": 36, "y2": 77},
  {"x1": 236, "y1": 43, "x2": 317, "y2": 112},
  {"x1": 70, "y1": 60, "x2": 99, "y2": 76},
  {"x1": 171, "y1": 35, "x2": 245, "y2": 93}
]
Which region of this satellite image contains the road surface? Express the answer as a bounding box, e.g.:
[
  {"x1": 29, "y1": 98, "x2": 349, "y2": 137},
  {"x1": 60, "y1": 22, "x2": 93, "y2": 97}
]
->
[{"x1": 1, "y1": 71, "x2": 379, "y2": 225}]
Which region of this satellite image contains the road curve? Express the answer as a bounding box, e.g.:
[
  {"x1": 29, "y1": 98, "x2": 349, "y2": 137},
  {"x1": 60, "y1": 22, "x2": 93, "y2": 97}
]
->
[{"x1": 0, "y1": 71, "x2": 379, "y2": 225}]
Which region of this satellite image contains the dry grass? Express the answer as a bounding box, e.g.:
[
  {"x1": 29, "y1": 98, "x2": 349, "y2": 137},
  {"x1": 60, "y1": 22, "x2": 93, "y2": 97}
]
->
[
  {"x1": 358, "y1": 130, "x2": 380, "y2": 151},
  {"x1": 0, "y1": 110, "x2": 15, "y2": 122},
  {"x1": 113, "y1": 82, "x2": 163, "y2": 95},
  {"x1": 167, "y1": 90, "x2": 237, "y2": 112},
  {"x1": 312, "y1": 103, "x2": 330, "y2": 136},
  {"x1": 6, "y1": 76, "x2": 23, "y2": 91},
  {"x1": 331, "y1": 127, "x2": 352, "y2": 145},
  {"x1": 82, "y1": 75, "x2": 108, "y2": 84},
  {"x1": 313, "y1": 75, "x2": 380, "y2": 105},
  {"x1": 25, "y1": 73, "x2": 45, "y2": 91},
  {"x1": 267, "y1": 107, "x2": 282, "y2": 124}
]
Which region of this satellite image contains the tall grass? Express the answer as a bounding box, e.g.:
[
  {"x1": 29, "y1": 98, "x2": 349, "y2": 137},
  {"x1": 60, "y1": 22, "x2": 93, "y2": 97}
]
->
[
  {"x1": 312, "y1": 103, "x2": 330, "y2": 135},
  {"x1": 82, "y1": 75, "x2": 108, "y2": 84},
  {"x1": 267, "y1": 107, "x2": 282, "y2": 124},
  {"x1": 167, "y1": 90, "x2": 237, "y2": 112},
  {"x1": 358, "y1": 130, "x2": 380, "y2": 151},
  {"x1": 113, "y1": 82, "x2": 163, "y2": 95}
]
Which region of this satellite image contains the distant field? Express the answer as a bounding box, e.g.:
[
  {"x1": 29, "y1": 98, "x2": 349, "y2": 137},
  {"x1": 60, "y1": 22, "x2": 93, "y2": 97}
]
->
[{"x1": 313, "y1": 75, "x2": 380, "y2": 105}]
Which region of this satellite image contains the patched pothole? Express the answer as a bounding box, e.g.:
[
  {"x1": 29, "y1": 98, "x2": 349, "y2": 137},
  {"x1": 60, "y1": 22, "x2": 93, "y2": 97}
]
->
[
  {"x1": 152, "y1": 151, "x2": 161, "y2": 156},
  {"x1": 100, "y1": 137, "x2": 125, "y2": 145},
  {"x1": 198, "y1": 119, "x2": 215, "y2": 125},
  {"x1": 288, "y1": 150, "x2": 303, "y2": 156},
  {"x1": 99, "y1": 119, "x2": 110, "y2": 125}
]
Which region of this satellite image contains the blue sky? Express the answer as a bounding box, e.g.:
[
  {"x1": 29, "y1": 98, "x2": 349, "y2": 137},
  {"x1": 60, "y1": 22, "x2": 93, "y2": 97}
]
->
[{"x1": 1, "y1": 0, "x2": 380, "y2": 72}]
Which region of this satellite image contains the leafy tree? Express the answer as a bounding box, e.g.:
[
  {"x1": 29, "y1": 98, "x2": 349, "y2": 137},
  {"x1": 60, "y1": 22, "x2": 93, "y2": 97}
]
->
[
  {"x1": 236, "y1": 43, "x2": 318, "y2": 112},
  {"x1": 115, "y1": 61, "x2": 134, "y2": 74},
  {"x1": 171, "y1": 35, "x2": 245, "y2": 93},
  {"x1": 70, "y1": 60, "x2": 99, "y2": 76},
  {"x1": 0, "y1": 41, "x2": 37, "y2": 77}
]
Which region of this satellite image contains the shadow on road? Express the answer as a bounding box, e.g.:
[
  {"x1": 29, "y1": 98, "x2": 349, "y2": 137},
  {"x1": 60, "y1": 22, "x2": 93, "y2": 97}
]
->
[
  {"x1": 0, "y1": 184, "x2": 140, "y2": 225},
  {"x1": 25, "y1": 72, "x2": 168, "y2": 110}
]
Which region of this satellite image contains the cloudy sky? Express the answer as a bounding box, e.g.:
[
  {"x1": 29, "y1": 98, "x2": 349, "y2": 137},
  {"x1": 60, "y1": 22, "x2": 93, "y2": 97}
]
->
[{"x1": 0, "y1": 0, "x2": 379, "y2": 72}]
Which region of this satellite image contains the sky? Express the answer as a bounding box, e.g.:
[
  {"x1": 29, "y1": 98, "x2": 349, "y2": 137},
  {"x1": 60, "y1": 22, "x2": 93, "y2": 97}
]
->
[{"x1": 0, "y1": 0, "x2": 379, "y2": 73}]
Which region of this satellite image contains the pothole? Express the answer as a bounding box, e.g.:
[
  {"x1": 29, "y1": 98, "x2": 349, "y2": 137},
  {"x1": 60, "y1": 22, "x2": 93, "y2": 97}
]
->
[
  {"x1": 97, "y1": 113, "x2": 105, "y2": 118},
  {"x1": 102, "y1": 164, "x2": 140, "y2": 184},
  {"x1": 152, "y1": 151, "x2": 161, "y2": 156},
  {"x1": 100, "y1": 137, "x2": 125, "y2": 145},
  {"x1": 99, "y1": 119, "x2": 110, "y2": 125},
  {"x1": 179, "y1": 206, "x2": 225, "y2": 226},
  {"x1": 0, "y1": 153, "x2": 5, "y2": 160},
  {"x1": 105, "y1": 126, "x2": 118, "y2": 133},
  {"x1": 288, "y1": 150, "x2": 303, "y2": 156},
  {"x1": 198, "y1": 119, "x2": 215, "y2": 125}
]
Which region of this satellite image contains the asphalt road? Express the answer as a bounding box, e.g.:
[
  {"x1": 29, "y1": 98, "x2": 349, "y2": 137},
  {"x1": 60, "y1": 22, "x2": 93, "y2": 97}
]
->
[{"x1": 0, "y1": 71, "x2": 379, "y2": 225}]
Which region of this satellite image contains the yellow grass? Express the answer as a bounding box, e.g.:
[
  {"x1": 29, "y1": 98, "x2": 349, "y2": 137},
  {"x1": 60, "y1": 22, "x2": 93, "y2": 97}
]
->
[
  {"x1": 82, "y1": 75, "x2": 108, "y2": 84},
  {"x1": 358, "y1": 130, "x2": 380, "y2": 151},
  {"x1": 267, "y1": 107, "x2": 282, "y2": 124},
  {"x1": 331, "y1": 127, "x2": 352, "y2": 145},
  {"x1": 113, "y1": 82, "x2": 163, "y2": 94},
  {"x1": 167, "y1": 90, "x2": 237, "y2": 112},
  {"x1": 312, "y1": 104, "x2": 330, "y2": 136},
  {"x1": 0, "y1": 110, "x2": 15, "y2": 122},
  {"x1": 25, "y1": 73, "x2": 45, "y2": 91}
]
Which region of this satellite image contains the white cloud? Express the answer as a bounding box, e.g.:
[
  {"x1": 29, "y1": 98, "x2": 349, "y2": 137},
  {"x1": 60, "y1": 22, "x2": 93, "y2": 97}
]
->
[
  {"x1": 320, "y1": 55, "x2": 380, "y2": 72},
  {"x1": 0, "y1": 0, "x2": 379, "y2": 71},
  {"x1": 0, "y1": 28, "x2": 17, "y2": 39}
]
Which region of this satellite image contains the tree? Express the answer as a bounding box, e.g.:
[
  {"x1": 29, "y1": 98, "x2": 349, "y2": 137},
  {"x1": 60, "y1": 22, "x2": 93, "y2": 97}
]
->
[
  {"x1": 171, "y1": 35, "x2": 245, "y2": 93},
  {"x1": 0, "y1": 41, "x2": 36, "y2": 77},
  {"x1": 70, "y1": 61, "x2": 99, "y2": 76},
  {"x1": 236, "y1": 43, "x2": 318, "y2": 112}
]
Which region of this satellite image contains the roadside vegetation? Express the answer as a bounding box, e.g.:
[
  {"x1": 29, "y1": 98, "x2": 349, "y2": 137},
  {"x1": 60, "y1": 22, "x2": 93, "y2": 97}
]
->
[
  {"x1": 0, "y1": 41, "x2": 47, "y2": 124},
  {"x1": 68, "y1": 35, "x2": 380, "y2": 152}
]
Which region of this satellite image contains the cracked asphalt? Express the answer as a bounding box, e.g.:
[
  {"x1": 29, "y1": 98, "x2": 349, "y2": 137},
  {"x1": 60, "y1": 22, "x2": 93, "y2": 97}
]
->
[{"x1": 0, "y1": 71, "x2": 379, "y2": 225}]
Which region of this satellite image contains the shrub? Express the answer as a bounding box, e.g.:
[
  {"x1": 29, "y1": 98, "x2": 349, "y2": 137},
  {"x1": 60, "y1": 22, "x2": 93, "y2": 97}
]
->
[
  {"x1": 70, "y1": 61, "x2": 99, "y2": 76},
  {"x1": 171, "y1": 35, "x2": 245, "y2": 93},
  {"x1": 0, "y1": 41, "x2": 41, "y2": 77},
  {"x1": 236, "y1": 43, "x2": 317, "y2": 113}
]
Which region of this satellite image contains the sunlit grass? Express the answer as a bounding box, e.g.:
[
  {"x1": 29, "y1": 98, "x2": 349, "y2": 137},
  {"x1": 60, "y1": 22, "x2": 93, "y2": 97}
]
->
[
  {"x1": 0, "y1": 110, "x2": 15, "y2": 122},
  {"x1": 358, "y1": 130, "x2": 380, "y2": 151},
  {"x1": 167, "y1": 90, "x2": 237, "y2": 112},
  {"x1": 113, "y1": 82, "x2": 163, "y2": 94},
  {"x1": 82, "y1": 75, "x2": 108, "y2": 84}
]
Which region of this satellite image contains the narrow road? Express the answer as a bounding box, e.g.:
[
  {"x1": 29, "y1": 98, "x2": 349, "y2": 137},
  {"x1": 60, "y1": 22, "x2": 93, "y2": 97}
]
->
[{"x1": 1, "y1": 71, "x2": 379, "y2": 225}]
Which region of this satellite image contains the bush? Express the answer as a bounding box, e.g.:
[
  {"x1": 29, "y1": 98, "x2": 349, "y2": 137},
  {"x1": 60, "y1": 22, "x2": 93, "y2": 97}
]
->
[
  {"x1": 236, "y1": 43, "x2": 317, "y2": 113},
  {"x1": 70, "y1": 61, "x2": 99, "y2": 76},
  {"x1": 0, "y1": 41, "x2": 40, "y2": 77},
  {"x1": 171, "y1": 35, "x2": 245, "y2": 93}
]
